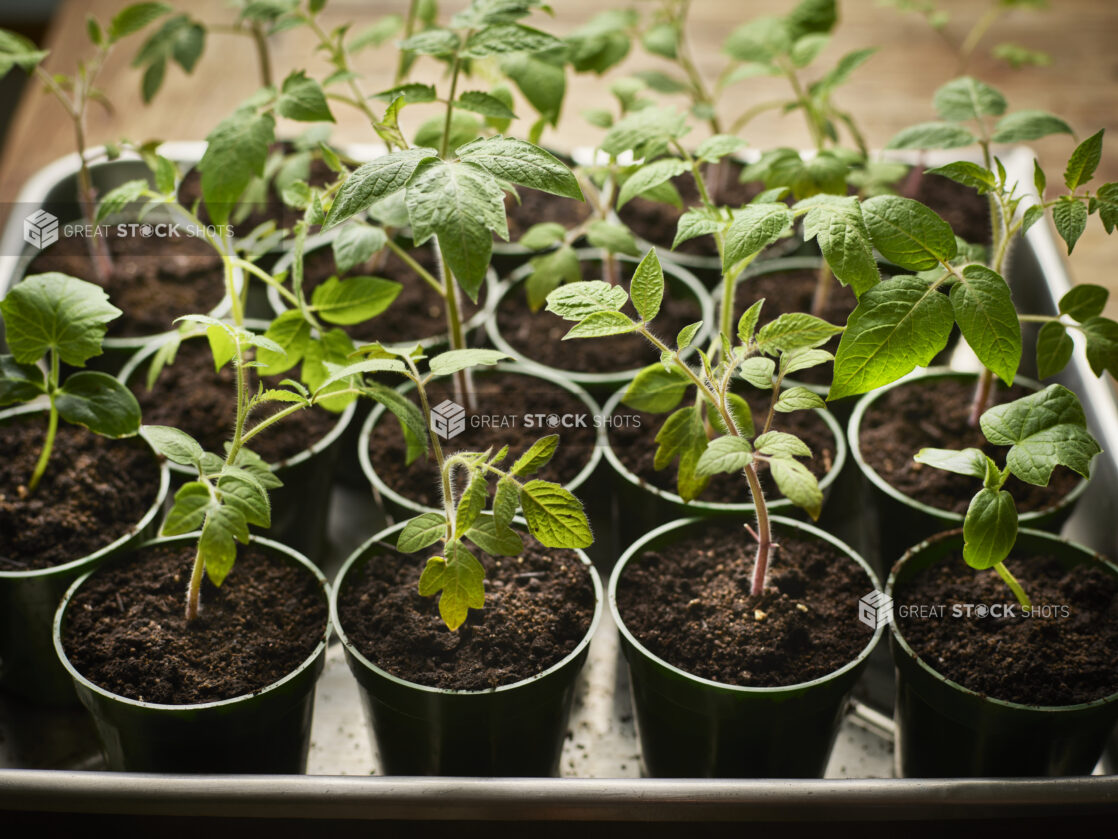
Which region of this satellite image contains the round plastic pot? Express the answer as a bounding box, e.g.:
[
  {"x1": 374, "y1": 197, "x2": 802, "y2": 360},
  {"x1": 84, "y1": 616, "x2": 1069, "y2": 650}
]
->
[
  {"x1": 331, "y1": 521, "x2": 603, "y2": 776},
  {"x1": 486, "y1": 249, "x2": 714, "y2": 400},
  {"x1": 53, "y1": 533, "x2": 330, "y2": 773},
  {"x1": 847, "y1": 368, "x2": 1088, "y2": 573},
  {"x1": 611, "y1": 516, "x2": 884, "y2": 778},
  {"x1": 600, "y1": 385, "x2": 847, "y2": 551},
  {"x1": 887, "y1": 527, "x2": 1118, "y2": 777},
  {"x1": 0, "y1": 404, "x2": 170, "y2": 706},
  {"x1": 118, "y1": 333, "x2": 356, "y2": 564}
]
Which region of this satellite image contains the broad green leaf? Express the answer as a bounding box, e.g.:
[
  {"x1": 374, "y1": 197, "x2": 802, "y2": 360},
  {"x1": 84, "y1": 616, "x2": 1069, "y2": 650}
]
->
[
  {"x1": 886, "y1": 122, "x2": 976, "y2": 150},
  {"x1": 769, "y1": 456, "x2": 822, "y2": 519},
  {"x1": 511, "y1": 434, "x2": 559, "y2": 477},
  {"x1": 372, "y1": 83, "x2": 436, "y2": 104},
  {"x1": 428, "y1": 348, "x2": 508, "y2": 377},
  {"x1": 1036, "y1": 321, "x2": 1074, "y2": 379},
  {"x1": 677, "y1": 321, "x2": 703, "y2": 351},
  {"x1": 229, "y1": 446, "x2": 282, "y2": 489},
  {"x1": 1053, "y1": 198, "x2": 1088, "y2": 254},
  {"x1": 991, "y1": 110, "x2": 1073, "y2": 143},
  {"x1": 829, "y1": 276, "x2": 954, "y2": 400},
  {"x1": 723, "y1": 16, "x2": 790, "y2": 63},
  {"x1": 1021, "y1": 204, "x2": 1046, "y2": 234},
  {"x1": 398, "y1": 511, "x2": 449, "y2": 553},
  {"x1": 950, "y1": 265, "x2": 1021, "y2": 385},
  {"x1": 796, "y1": 194, "x2": 878, "y2": 295},
  {"x1": 546, "y1": 281, "x2": 628, "y2": 320},
  {"x1": 140, "y1": 424, "x2": 204, "y2": 466},
  {"x1": 708, "y1": 393, "x2": 754, "y2": 438},
  {"x1": 696, "y1": 134, "x2": 747, "y2": 163},
  {"x1": 465, "y1": 515, "x2": 523, "y2": 557},
  {"x1": 108, "y1": 3, "x2": 169, "y2": 42},
  {"x1": 217, "y1": 472, "x2": 271, "y2": 528},
  {"x1": 519, "y1": 480, "x2": 592, "y2": 548},
  {"x1": 786, "y1": 0, "x2": 837, "y2": 38},
  {"x1": 315, "y1": 358, "x2": 407, "y2": 391},
  {"x1": 755, "y1": 313, "x2": 842, "y2": 354},
  {"x1": 332, "y1": 224, "x2": 388, "y2": 273},
  {"x1": 740, "y1": 356, "x2": 776, "y2": 389},
  {"x1": 780, "y1": 348, "x2": 832, "y2": 375},
  {"x1": 455, "y1": 473, "x2": 488, "y2": 535},
  {"x1": 456, "y1": 90, "x2": 517, "y2": 120},
  {"x1": 96, "y1": 179, "x2": 149, "y2": 222},
  {"x1": 723, "y1": 203, "x2": 794, "y2": 271},
  {"x1": 564, "y1": 311, "x2": 635, "y2": 339},
  {"x1": 463, "y1": 24, "x2": 562, "y2": 58},
  {"x1": 519, "y1": 222, "x2": 566, "y2": 251},
  {"x1": 458, "y1": 136, "x2": 583, "y2": 200},
  {"x1": 933, "y1": 76, "x2": 1006, "y2": 122},
  {"x1": 695, "y1": 435, "x2": 752, "y2": 477},
  {"x1": 1059, "y1": 284, "x2": 1108, "y2": 321},
  {"x1": 1097, "y1": 182, "x2": 1118, "y2": 234},
  {"x1": 1081, "y1": 316, "x2": 1118, "y2": 379},
  {"x1": 980, "y1": 384, "x2": 1100, "y2": 484},
  {"x1": 629, "y1": 249, "x2": 664, "y2": 322},
  {"x1": 0, "y1": 29, "x2": 48, "y2": 77},
  {"x1": 623, "y1": 363, "x2": 689, "y2": 413},
  {"x1": 862, "y1": 195, "x2": 957, "y2": 271},
  {"x1": 1, "y1": 274, "x2": 120, "y2": 366},
  {"x1": 257, "y1": 310, "x2": 311, "y2": 376},
  {"x1": 322, "y1": 147, "x2": 437, "y2": 230},
  {"x1": 1064, "y1": 130, "x2": 1103, "y2": 191},
  {"x1": 277, "y1": 70, "x2": 334, "y2": 122},
  {"x1": 914, "y1": 447, "x2": 990, "y2": 479},
  {"x1": 493, "y1": 476, "x2": 519, "y2": 534},
  {"x1": 673, "y1": 208, "x2": 723, "y2": 249},
  {"x1": 755, "y1": 431, "x2": 811, "y2": 458},
  {"x1": 162, "y1": 481, "x2": 214, "y2": 535},
  {"x1": 924, "y1": 161, "x2": 997, "y2": 194},
  {"x1": 617, "y1": 159, "x2": 688, "y2": 209},
  {"x1": 738, "y1": 299, "x2": 765, "y2": 343},
  {"x1": 399, "y1": 28, "x2": 459, "y2": 56},
  {"x1": 962, "y1": 489, "x2": 1017, "y2": 570},
  {"x1": 418, "y1": 543, "x2": 486, "y2": 631},
  {"x1": 600, "y1": 106, "x2": 688, "y2": 159},
  {"x1": 585, "y1": 220, "x2": 640, "y2": 257},
  {"x1": 198, "y1": 110, "x2": 275, "y2": 227},
  {"x1": 0, "y1": 355, "x2": 45, "y2": 404},
  {"x1": 55, "y1": 372, "x2": 141, "y2": 437},
  {"x1": 311, "y1": 275, "x2": 402, "y2": 325},
  {"x1": 501, "y1": 51, "x2": 565, "y2": 123},
  {"x1": 775, "y1": 386, "x2": 826, "y2": 412},
  {"x1": 654, "y1": 405, "x2": 709, "y2": 502}
]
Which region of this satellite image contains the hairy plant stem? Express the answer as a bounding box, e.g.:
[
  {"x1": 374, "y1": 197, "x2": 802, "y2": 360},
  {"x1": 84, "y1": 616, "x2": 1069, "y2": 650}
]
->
[
  {"x1": 438, "y1": 248, "x2": 475, "y2": 410},
  {"x1": 407, "y1": 358, "x2": 456, "y2": 530},
  {"x1": 439, "y1": 41, "x2": 468, "y2": 161}
]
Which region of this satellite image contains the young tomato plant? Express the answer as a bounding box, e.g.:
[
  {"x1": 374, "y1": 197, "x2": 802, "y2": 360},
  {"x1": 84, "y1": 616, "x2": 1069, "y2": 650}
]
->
[
  {"x1": 0, "y1": 273, "x2": 141, "y2": 491},
  {"x1": 547, "y1": 249, "x2": 837, "y2": 593},
  {"x1": 914, "y1": 383, "x2": 1101, "y2": 606},
  {"x1": 322, "y1": 345, "x2": 593, "y2": 630}
]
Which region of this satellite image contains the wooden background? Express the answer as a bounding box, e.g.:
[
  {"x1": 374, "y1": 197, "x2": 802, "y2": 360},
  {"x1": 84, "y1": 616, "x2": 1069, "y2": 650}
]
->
[{"x1": 1, "y1": 0, "x2": 1116, "y2": 314}]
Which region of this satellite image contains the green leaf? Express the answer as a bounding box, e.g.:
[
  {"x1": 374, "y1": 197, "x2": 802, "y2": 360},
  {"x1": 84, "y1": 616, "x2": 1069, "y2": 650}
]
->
[
  {"x1": 696, "y1": 135, "x2": 747, "y2": 163},
  {"x1": 519, "y1": 222, "x2": 566, "y2": 251},
  {"x1": 600, "y1": 106, "x2": 687, "y2": 159},
  {"x1": 1052, "y1": 198, "x2": 1088, "y2": 254},
  {"x1": 790, "y1": 32, "x2": 829, "y2": 67},
  {"x1": 428, "y1": 349, "x2": 508, "y2": 377},
  {"x1": 198, "y1": 110, "x2": 275, "y2": 227},
  {"x1": 399, "y1": 28, "x2": 459, "y2": 56},
  {"x1": 623, "y1": 364, "x2": 689, "y2": 413},
  {"x1": 511, "y1": 434, "x2": 559, "y2": 477},
  {"x1": 677, "y1": 321, "x2": 703, "y2": 351},
  {"x1": 991, "y1": 110, "x2": 1073, "y2": 143},
  {"x1": 962, "y1": 489, "x2": 1018, "y2": 570},
  {"x1": 723, "y1": 16, "x2": 790, "y2": 63},
  {"x1": 585, "y1": 220, "x2": 640, "y2": 257},
  {"x1": 493, "y1": 476, "x2": 519, "y2": 534},
  {"x1": 1021, "y1": 204, "x2": 1045, "y2": 234},
  {"x1": 775, "y1": 386, "x2": 826, "y2": 412},
  {"x1": 755, "y1": 313, "x2": 842, "y2": 354},
  {"x1": 723, "y1": 203, "x2": 794, "y2": 271},
  {"x1": 372, "y1": 83, "x2": 436, "y2": 104},
  {"x1": 1064, "y1": 130, "x2": 1104, "y2": 191},
  {"x1": 96, "y1": 179, "x2": 150, "y2": 222},
  {"x1": 458, "y1": 136, "x2": 583, "y2": 200},
  {"x1": 255, "y1": 310, "x2": 311, "y2": 376},
  {"x1": 311, "y1": 275, "x2": 401, "y2": 325},
  {"x1": 1059, "y1": 284, "x2": 1108, "y2": 321},
  {"x1": 546, "y1": 281, "x2": 628, "y2": 319},
  {"x1": 933, "y1": 76, "x2": 1006, "y2": 122},
  {"x1": 315, "y1": 358, "x2": 407, "y2": 391},
  {"x1": 980, "y1": 384, "x2": 1101, "y2": 485},
  {"x1": 0, "y1": 29, "x2": 47, "y2": 78},
  {"x1": 617, "y1": 159, "x2": 689, "y2": 209},
  {"x1": 525, "y1": 246, "x2": 581, "y2": 311},
  {"x1": 322, "y1": 147, "x2": 437, "y2": 230},
  {"x1": 277, "y1": 70, "x2": 334, "y2": 122},
  {"x1": 654, "y1": 405, "x2": 709, "y2": 502},
  {"x1": 0, "y1": 355, "x2": 45, "y2": 405},
  {"x1": 217, "y1": 471, "x2": 271, "y2": 529},
  {"x1": 673, "y1": 208, "x2": 723, "y2": 249},
  {"x1": 348, "y1": 15, "x2": 404, "y2": 53},
  {"x1": 1096, "y1": 182, "x2": 1118, "y2": 234},
  {"x1": 1036, "y1": 321, "x2": 1074, "y2": 379},
  {"x1": 465, "y1": 515, "x2": 523, "y2": 557},
  {"x1": 780, "y1": 348, "x2": 832, "y2": 375},
  {"x1": 162, "y1": 481, "x2": 214, "y2": 535},
  {"x1": 862, "y1": 195, "x2": 957, "y2": 271},
  {"x1": 914, "y1": 447, "x2": 990, "y2": 479},
  {"x1": 797, "y1": 195, "x2": 879, "y2": 295},
  {"x1": 564, "y1": 311, "x2": 635, "y2": 339},
  {"x1": 738, "y1": 299, "x2": 765, "y2": 343},
  {"x1": 769, "y1": 456, "x2": 822, "y2": 520},
  {"x1": 54, "y1": 372, "x2": 140, "y2": 438},
  {"x1": 455, "y1": 473, "x2": 488, "y2": 535},
  {"x1": 332, "y1": 225, "x2": 388, "y2": 273},
  {"x1": 426, "y1": 543, "x2": 486, "y2": 631},
  {"x1": 1, "y1": 273, "x2": 120, "y2": 366},
  {"x1": 950, "y1": 265, "x2": 1021, "y2": 385},
  {"x1": 924, "y1": 161, "x2": 997, "y2": 194},
  {"x1": 464, "y1": 24, "x2": 562, "y2": 58},
  {"x1": 501, "y1": 52, "x2": 565, "y2": 123},
  {"x1": 398, "y1": 511, "x2": 448, "y2": 553},
  {"x1": 1081, "y1": 316, "x2": 1118, "y2": 379},
  {"x1": 740, "y1": 357, "x2": 776, "y2": 389},
  {"x1": 629, "y1": 249, "x2": 664, "y2": 322},
  {"x1": 363, "y1": 382, "x2": 428, "y2": 464},
  {"x1": 829, "y1": 276, "x2": 954, "y2": 400},
  {"x1": 519, "y1": 480, "x2": 592, "y2": 548},
  {"x1": 886, "y1": 122, "x2": 976, "y2": 150},
  {"x1": 140, "y1": 424, "x2": 204, "y2": 466},
  {"x1": 695, "y1": 435, "x2": 752, "y2": 477},
  {"x1": 456, "y1": 91, "x2": 516, "y2": 120},
  {"x1": 108, "y1": 3, "x2": 169, "y2": 41},
  {"x1": 755, "y1": 431, "x2": 811, "y2": 458}
]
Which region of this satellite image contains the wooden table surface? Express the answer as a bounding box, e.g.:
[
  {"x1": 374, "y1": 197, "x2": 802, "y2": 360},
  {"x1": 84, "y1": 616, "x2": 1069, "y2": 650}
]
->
[{"x1": 1, "y1": 0, "x2": 1116, "y2": 315}]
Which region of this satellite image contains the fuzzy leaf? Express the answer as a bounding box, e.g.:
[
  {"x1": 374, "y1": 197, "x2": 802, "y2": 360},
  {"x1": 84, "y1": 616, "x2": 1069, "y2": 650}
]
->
[
  {"x1": 933, "y1": 76, "x2": 1006, "y2": 122},
  {"x1": 723, "y1": 203, "x2": 794, "y2": 271},
  {"x1": 323, "y1": 147, "x2": 437, "y2": 229},
  {"x1": 654, "y1": 405, "x2": 709, "y2": 502},
  {"x1": 740, "y1": 357, "x2": 776, "y2": 389},
  {"x1": 564, "y1": 311, "x2": 635, "y2": 339},
  {"x1": 1081, "y1": 316, "x2": 1118, "y2": 379},
  {"x1": 769, "y1": 456, "x2": 822, "y2": 519},
  {"x1": 755, "y1": 313, "x2": 842, "y2": 354},
  {"x1": 1064, "y1": 130, "x2": 1104, "y2": 191},
  {"x1": 673, "y1": 208, "x2": 723, "y2": 249},
  {"x1": 458, "y1": 136, "x2": 583, "y2": 200},
  {"x1": 418, "y1": 543, "x2": 486, "y2": 631},
  {"x1": 1059, "y1": 285, "x2": 1108, "y2": 321},
  {"x1": 924, "y1": 161, "x2": 997, "y2": 194},
  {"x1": 797, "y1": 194, "x2": 879, "y2": 295},
  {"x1": 511, "y1": 434, "x2": 559, "y2": 477},
  {"x1": 546, "y1": 281, "x2": 628, "y2": 320},
  {"x1": 519, "y1": 480, "x2": 592, "y2": 548},
  {"x1": 695, "y1": 435, "x2": 752, "y2": 477},
  {"x1": 397, "y1": 512, "x2": 447, "y2": 553},
  {"x1": 198, "y1": 110, "x2": 275, "y2": 227},
  {"x1": 617, "y1": 159, "x2": 689, "y2": 208},
  {"x1": 455, "y1": 473, "x2": 488, "y2": 535},
  {"x1": 950, "y1": 265, "x2": 1021, "y2": 385},
  {"x1": 1052, "y1": 199, "x2": 1088, "y2": 254},
  {"x1": 774, "y1": 386, "x2": 826, "y2": 412},
  {"x1": 456, "y1": 90, "x2": 517, "y2": 120},
  {"x1": 629, "y1": 249, "x2": 664, "y2": 322},
  {"x1": 140, "y1": 424, "x2": 204, "y2": 466},
  {"x1": 463, "y1": 24, "x2": 562, "y2": 58},
  {"x1": 277, "y1": 70, "x2": 334, "y2": 122},
  {"x1": 465, "y1": 515, "x2": 523, "y2": 557},
  {"x1": 310, "y1": 275, "x2": 401, "y2": 326},
  {"x1": 623, "y1": 363, "x2": 689, "y2": 413}
]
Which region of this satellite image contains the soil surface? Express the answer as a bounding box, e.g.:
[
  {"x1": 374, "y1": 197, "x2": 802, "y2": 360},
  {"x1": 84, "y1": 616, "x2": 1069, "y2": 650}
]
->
[
  {"x1": 62, "y1": 543, "x2": 327, "y2": 704},
  {"x1": 0, "y1": 414, "x2": 160, "y2": 571},
  {"x1": 617, "y1": 522, "x2": 874, "y2": 686},
  {"x1": 26, "y1": 232, "x2": 225, "y2": 338},
  {"x1": 609, "y1": 389, "x2": 836, "y2": 502},
  {"x1": 900, "y1": 170, "x2": 992, "y2": 246},
  {"x1": 338, "y1": 535, "x2": 596, "y2": 689},
  {"x1": 296, "y1": 244, "x2": 484, "y2": 345},
  {"x1": 130, "y1": 340, "x2": 338, "y2": 464},
  {"x1": 504, "y1": 186, "x2": 591, "y2": 242},
  {"x1": 496, "y1": 261, "x2": 702, "y2": 373},
  {"x1": 895, "y1": 551, "x2": 1118, "y2": 705},
  {"x1": 366, "y1": 372, "x2": 597, "y2": 508},
  {"x1": 859, "y1": 378, "x2": 1081, "y2": 514}
]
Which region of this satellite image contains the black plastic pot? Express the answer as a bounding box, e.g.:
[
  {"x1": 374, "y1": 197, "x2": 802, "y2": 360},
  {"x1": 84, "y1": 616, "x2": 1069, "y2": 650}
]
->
[
  {"x1": 887, "y1": 527, "x2": 1118, "y2": 777},
  {"x1": 331, "y1": 520, "x2": 603, "y2": 776},
  {"x1": 53, "y1": 533, "x2": 330, "y2": 773},
  {"x1": 0, "y1": 405, "x2": 170, "y2": 706},
  {"x1": 611, "y1": 516, "x2": 884, "y2": 778},
  {"x1": 847, "y1": 368, "x2": 1088, "y2": 573},
  {"x1": 118, "y1": 332, "x2": 355, "y2": 563}
]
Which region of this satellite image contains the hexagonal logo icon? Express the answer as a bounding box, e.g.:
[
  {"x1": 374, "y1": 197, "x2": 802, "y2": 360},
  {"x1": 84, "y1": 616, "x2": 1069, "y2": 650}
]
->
[
  {"x1": 858, "y1": 591, "x2": 893, "y2": 629},
  {"x1": 431, "y1": 399, "x2": 466, "y2": 440},
  {"x1": 23, "y1": 209, "x2": 59, "y2": 250}
]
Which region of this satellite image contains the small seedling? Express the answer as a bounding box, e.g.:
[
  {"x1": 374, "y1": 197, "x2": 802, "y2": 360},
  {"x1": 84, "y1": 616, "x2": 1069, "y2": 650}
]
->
[
  {"x1": 914, "y1": 383, "x2": 1101, "y2": 606},
  {"x1": 0, "y1": 273, "x2": 141, "y2": 491}
]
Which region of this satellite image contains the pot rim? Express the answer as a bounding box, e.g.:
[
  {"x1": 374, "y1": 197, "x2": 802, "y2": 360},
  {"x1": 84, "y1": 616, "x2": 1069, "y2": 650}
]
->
[
  {"x1": 598, "y1": 383, "x2": 847, "y2": 513},
  {"x1": 609, "y1": 515, "x2": 885, "y2": 695},
  {"x1": 330, "y1": 518, "x2": 604, "y2": 697},
  {"x1": 886, "y1": 525, "x2": 1118, "y2": 714},
  {"x1": 52, "y1": 532, "x2": 331, "y2": 712},
  {"x1": 847, "y1": 366, "x2": 1090, "y2": 523},
  {"x1": 0, "y1": 402, "x2": 171, "y2": 580},
  {"x1": 117, "y1": 324, "x2": 358, "y2": 476},
  {"x1": 485, "y1": 248, "x2": 714, "y2": 386},
  {"x1": 358, "y1": 362, "x2": 604, "y2": 517}
]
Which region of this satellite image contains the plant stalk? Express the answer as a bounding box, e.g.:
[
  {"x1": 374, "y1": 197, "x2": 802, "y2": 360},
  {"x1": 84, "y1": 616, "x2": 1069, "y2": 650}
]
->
[
  {"x1": 995, "y1": 560, "x2": 1032, "y2": 609},
  {"x1": 185, "y1": 546, "x2": 206, "y2": 621},
  {"x1": 395, "y1": 0, "x2": 420, "y2": 85},
  {"x1": 810, "y1": 262, "x2": 833, "y2": 318},
  {"x1": 250, "y1": 21, "x2": 273, "y2": 88},
  {"x1": 968, "y1": 366, "x2": 994, "y2": 428},
  {"x1": 744, "y1": 462, "x2": 773, "y2": 596}
]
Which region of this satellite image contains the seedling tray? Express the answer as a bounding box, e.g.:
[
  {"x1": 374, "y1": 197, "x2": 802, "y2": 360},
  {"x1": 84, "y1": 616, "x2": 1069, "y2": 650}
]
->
[{"x1": 1, "y1": 148, "x2": 1116, "y2": 824}]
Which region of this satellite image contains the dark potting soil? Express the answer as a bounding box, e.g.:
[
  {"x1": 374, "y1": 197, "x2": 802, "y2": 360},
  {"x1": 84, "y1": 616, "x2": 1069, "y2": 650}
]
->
[
  {"x1": 130, "y1": 340, "x2": 338, "y2": 464},
  {"x1": 338, "y1": 536, "x2": 595, "y2": 689},
  {"x1": 617, "y1": 522, "x2": 874, "y2": 686},
  {"x1": 297, "y1": 245, "x2": 484, "y2": 344},
  {"x1": 62, "y1": 543, "x2": 327, "y2": 704},
  {"x1": 0, "y1": 416, "x2": 160, "y2": 571},
  {"x1": 859, "y1": 378, "x2": 1081, "y2": 514},
  {"x1": 366, "y1": 372, "x2": 597, "y2": 508},
  {"x1": 496, "y1": 262, "x2": 702, "y2": 374},
  {"x1": 895, "y1": 552, "x2": 1118, "y2": 705},
  {"x1": 504, "y1": 186, "x2": 591, "y2": 241},
  {"x1": 900, "y1": 170, "x2": 991, "y2": 246},
  {"x1": 26, "y1": 232, "x2": 225, "y2": 338},
  {"x1": 609, "y1": 389, "x2": 836, "y2": 502}
]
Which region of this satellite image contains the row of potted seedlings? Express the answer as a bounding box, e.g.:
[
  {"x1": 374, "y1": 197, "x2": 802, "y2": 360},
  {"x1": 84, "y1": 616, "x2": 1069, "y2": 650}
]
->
[{"x1": 1, "y1": 0, "x2": 1117, "y2": 779}]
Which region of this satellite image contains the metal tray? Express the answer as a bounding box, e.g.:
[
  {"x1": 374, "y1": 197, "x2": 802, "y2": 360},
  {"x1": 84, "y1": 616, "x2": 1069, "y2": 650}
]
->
[{"x1": 1, "y1": 147, "x2": 1116, "y2": 823}]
